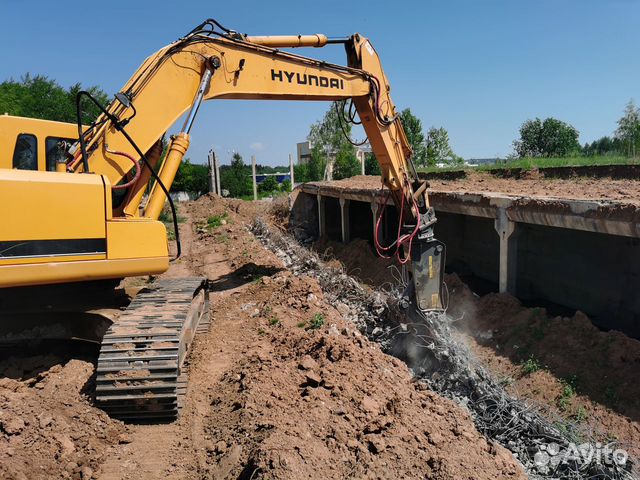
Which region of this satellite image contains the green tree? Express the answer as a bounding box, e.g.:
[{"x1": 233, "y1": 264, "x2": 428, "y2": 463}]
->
[
  {"x1": 220, "y1": 152, "x2": 252, "y2": 197},
  {"x1": 308, "y1": 102, "x2": 357, "y2": 180},
  {"x1": 332, "y1": 145, "x2": 360, "y2": 180},
  {"x1": 399, "y1": 108, "x2": 428, "y2": 166},
  {"x1": 0, "y1": 74, "x2": 109, "y2": 124},
  {"x1": 280, "y1": 179, "x2": 292, "y2": 191},
  {"x1": 172, "y1": 159, "x2": 209, "y2": 194},
  {"x1": 307, "y1": 144, "x2": 328, "y2": 181},
  {"x1": 364, "y1": 152, "x2": 381, "y2": 175},
  {"x1": 615, "y1": 99, "x2": 640, "y2": 157},
  {"x1": 294, "y1": 163, "x2": 310, "y2": 183},
  {"x1": 426, "y1": 127, "x2": 457, "y2": 165},
  {"x1": 308, "y1": 102, "x2": 353, "y2": 154},
  {"x1": 514, "y1": 117, "x2": 580, "y2": 158},
  {"x1": 583, "y1": 136, "x2": 623, "y2": 156},
  {"x1": 258, "y1": 175, "x2": 278, "y2": 193}
]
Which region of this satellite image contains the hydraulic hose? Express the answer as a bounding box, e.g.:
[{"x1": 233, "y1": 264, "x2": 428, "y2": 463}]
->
[
  {"x1": 75, "y1": 91, "x2": 182, "y2": 259},
  {"x1": 105, "y1": 148, "x2": 141, "y2": 190}
]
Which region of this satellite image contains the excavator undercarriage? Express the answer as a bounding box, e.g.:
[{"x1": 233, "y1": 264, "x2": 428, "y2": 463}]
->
[{"x1": 96, "y1": 278, "x2": 209, "y2": 422}]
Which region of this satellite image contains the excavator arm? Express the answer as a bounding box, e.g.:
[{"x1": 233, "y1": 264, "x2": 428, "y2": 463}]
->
[{"x1": 4, "y1": 19, "x2": 445, "y2": 310}]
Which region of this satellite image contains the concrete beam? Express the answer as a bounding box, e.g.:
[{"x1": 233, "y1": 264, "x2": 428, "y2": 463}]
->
[
  {"x1": 495, "y1": 208, "x2": 518, "y2": 294},
  {"x1": 317, "y1": 194, "x2": 326, "y2": 239},
  {"x1": 339, "y1": 197, "x2": 350, "y2": 243},
  {"x1": 300, "y1": 184, "x2": 640, "y2": 239},
  {"x1": 371, "y1": 201, "x2": 379, "y2": 240}
]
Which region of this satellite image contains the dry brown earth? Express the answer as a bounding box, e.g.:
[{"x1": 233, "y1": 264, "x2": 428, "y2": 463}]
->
[
  {"x1": 0, "y1": 195, "x2": 526, "y2": 479},
  {"x1": 315, "y1": 237, "x2": 640, "y2": 467},
  {"x1": 317, "y1": 173, "x2": 640, "y2": 205}
]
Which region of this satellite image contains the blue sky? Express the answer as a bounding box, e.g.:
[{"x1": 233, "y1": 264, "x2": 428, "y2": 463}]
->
[{"x1": 2, "y1": 0, "x2": 639, "y2": 165}]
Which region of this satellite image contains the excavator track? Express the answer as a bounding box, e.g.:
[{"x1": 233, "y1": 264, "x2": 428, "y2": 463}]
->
[{"x1": 95, "y1": 277, "x2": 209, "y2": 422}]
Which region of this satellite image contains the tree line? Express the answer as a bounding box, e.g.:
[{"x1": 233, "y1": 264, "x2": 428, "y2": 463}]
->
[
  {"x1": 0, "y1": 74, "x2": 109, "y2": 124},
  {"x1": 513, "y1": 100, "x2": 640, "y2": 159},
  {"x1": 4, "y1": 73, "x2": 639, "y2": 197},
  {"x1": 294, "y1": 102, "x2": 462, "y2": 183}
]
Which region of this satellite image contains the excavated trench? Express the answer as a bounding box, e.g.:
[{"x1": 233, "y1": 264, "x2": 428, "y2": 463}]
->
[{"x1": 250, "y1": 218, "x2": 635, "y2": 480}]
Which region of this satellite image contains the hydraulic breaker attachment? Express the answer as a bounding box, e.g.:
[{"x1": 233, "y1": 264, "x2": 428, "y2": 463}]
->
[{"x1": 410, "y1": 237, "x2": 446, "y2": 311}]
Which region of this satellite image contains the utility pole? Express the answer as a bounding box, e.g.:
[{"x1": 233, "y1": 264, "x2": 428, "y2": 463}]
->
[
  {"x1": 214, "y1": 152, "x2": 221, "y2": 195},
  {"x1": 288, "y1": 153, "x2": 294, "y2": 191},
  {"x1": 207, "y1": 150, "x2": 217, "y2": 194},
  {"x1": 251, "y1": 155, "x2": 258, "y2": 201}
]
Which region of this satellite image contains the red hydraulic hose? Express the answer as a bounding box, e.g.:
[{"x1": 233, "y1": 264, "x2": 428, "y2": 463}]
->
[{"x1": 105, "y1": 149, "x2": 141, "y2": 190}]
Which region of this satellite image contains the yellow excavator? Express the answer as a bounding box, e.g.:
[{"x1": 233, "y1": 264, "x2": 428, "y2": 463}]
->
[{"x1": 0, "y1": 19, "x2": 445, "y2": 421}]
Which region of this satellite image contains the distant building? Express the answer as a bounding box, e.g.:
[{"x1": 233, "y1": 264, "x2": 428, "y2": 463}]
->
[
  {"x1": 466, "y1": 158, "x2": 500, "y2": 167},
  {"x1": 297, "y1": 141, "x2": 312, "y2": 165}
]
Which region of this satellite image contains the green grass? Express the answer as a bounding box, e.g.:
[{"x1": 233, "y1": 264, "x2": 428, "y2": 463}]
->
[
  {"x1": 307, "y1": 313, "x2": 325, "y2": 330},
  {"x1": 207, "y1": 212, "x2": 228, "y2": 230},
  {"x1": 416, "y1": 155, "x2": 638, "y2": 173},
  {"x1": 574, "y1": 406, "x2": 588, "y2": 423},
  {"x1": 558, "y1": 376, "x2": 578, "y2": 411},
  {"x1": 158, "y1": 210, "x2": 186, "y2": 224},
  {"x1": 484, "y1": 155, "x2": 633, "y2": 170},
  {"x1": 238, "y1": 190, "x2": 288, "y2": 201},
  {"x1": 521, "y1": 356, "x2": 541, "y2": 376}
]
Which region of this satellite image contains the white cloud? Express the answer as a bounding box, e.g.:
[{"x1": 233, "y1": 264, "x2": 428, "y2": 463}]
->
[{"x1": 249, "y1": 142, "x2": 265, "y2": 151}]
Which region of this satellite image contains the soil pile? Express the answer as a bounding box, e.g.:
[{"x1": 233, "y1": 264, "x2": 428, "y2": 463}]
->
[
  {"x1": 195, "y1": 273, "x2": 524, "y2": 479},
  {"x1": 0, "y1": 358, "x2": 125, "y2": 480},
  {"x1": 165, "y1": 195, "x2": 525, "y2": 479},
  {"x1": 315, "y1": 237, "x2": 640, "y2": 469}
]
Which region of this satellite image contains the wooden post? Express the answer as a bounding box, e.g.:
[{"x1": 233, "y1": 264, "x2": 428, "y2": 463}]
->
[
  {"x1": 289, "y1": 153, "x2": 295, "y2": 191},
  {"x1": 251, "y1": 155, "x2": 258, "y2": 201}
]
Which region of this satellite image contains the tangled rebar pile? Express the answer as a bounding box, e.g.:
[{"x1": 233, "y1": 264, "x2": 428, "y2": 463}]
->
[{"x1": 251, "y1": 218, "x2": 635, "y2": 479}]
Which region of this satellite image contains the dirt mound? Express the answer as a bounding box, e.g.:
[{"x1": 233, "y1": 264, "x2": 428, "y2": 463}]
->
[
  {"x1": 141, "y1": 198, "x2": 524, "y2": 479},
  {"x1": 315, "y1": 237, "x2": 640, "y2": 468},
  {"x1": 319, "y1": 172, "x2": 640, "y2": 205},
  {"x1": 313, "y1": 238, "x2": 396, "y2": 290},
  {"x1": 0, "y1": 359, "x2": 125, "y2": 480},
  {"x1": 197, "y1": 272, "x2": 524, "y2": 479}
]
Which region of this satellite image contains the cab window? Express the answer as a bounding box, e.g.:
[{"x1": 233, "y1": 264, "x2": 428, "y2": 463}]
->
[
  {"x1": 46, "y1": 137, "x2": 74, "y2": 171},
  {"x1": 12, "y1": 134, "x2": 37, "y2": 170}
]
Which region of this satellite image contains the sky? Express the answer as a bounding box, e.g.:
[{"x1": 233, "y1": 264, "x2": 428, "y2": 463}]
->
[{"x1": 1, "y1": 0, "x2": 639, "y2": 166}]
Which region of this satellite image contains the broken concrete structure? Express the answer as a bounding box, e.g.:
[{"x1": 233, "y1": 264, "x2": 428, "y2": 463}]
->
[{"x1": 291, "y1": 179, "x2": 640, "y2": 337}]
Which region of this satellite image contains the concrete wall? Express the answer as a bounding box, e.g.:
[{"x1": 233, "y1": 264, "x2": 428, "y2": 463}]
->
[
  {"x1": 517, "y1": 224, "x2": 640, "y2": 336},
  {"x1": 437, "y1": 212, "x2": 499, "y2": 286},
  {"x1": 291, "y1": 190, "x2": 640, "y2": 338}
]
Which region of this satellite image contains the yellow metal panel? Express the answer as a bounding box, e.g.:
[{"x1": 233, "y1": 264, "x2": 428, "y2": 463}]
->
[
  {"x1": 0, "y1": 257, "x2": 168, "y2": 288},
  {"x1": 0, "y1": 254, "x2": 104, "y2": 265},
  {"x1": 0, "y1": 169, "x2": 106, "y2": 241},
  {"x1": 106, "y1": 218, "x2": 168, "y2": 260},
  {"x1": 0, "y1": 115, "x2": 81, "y2": 170}
]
